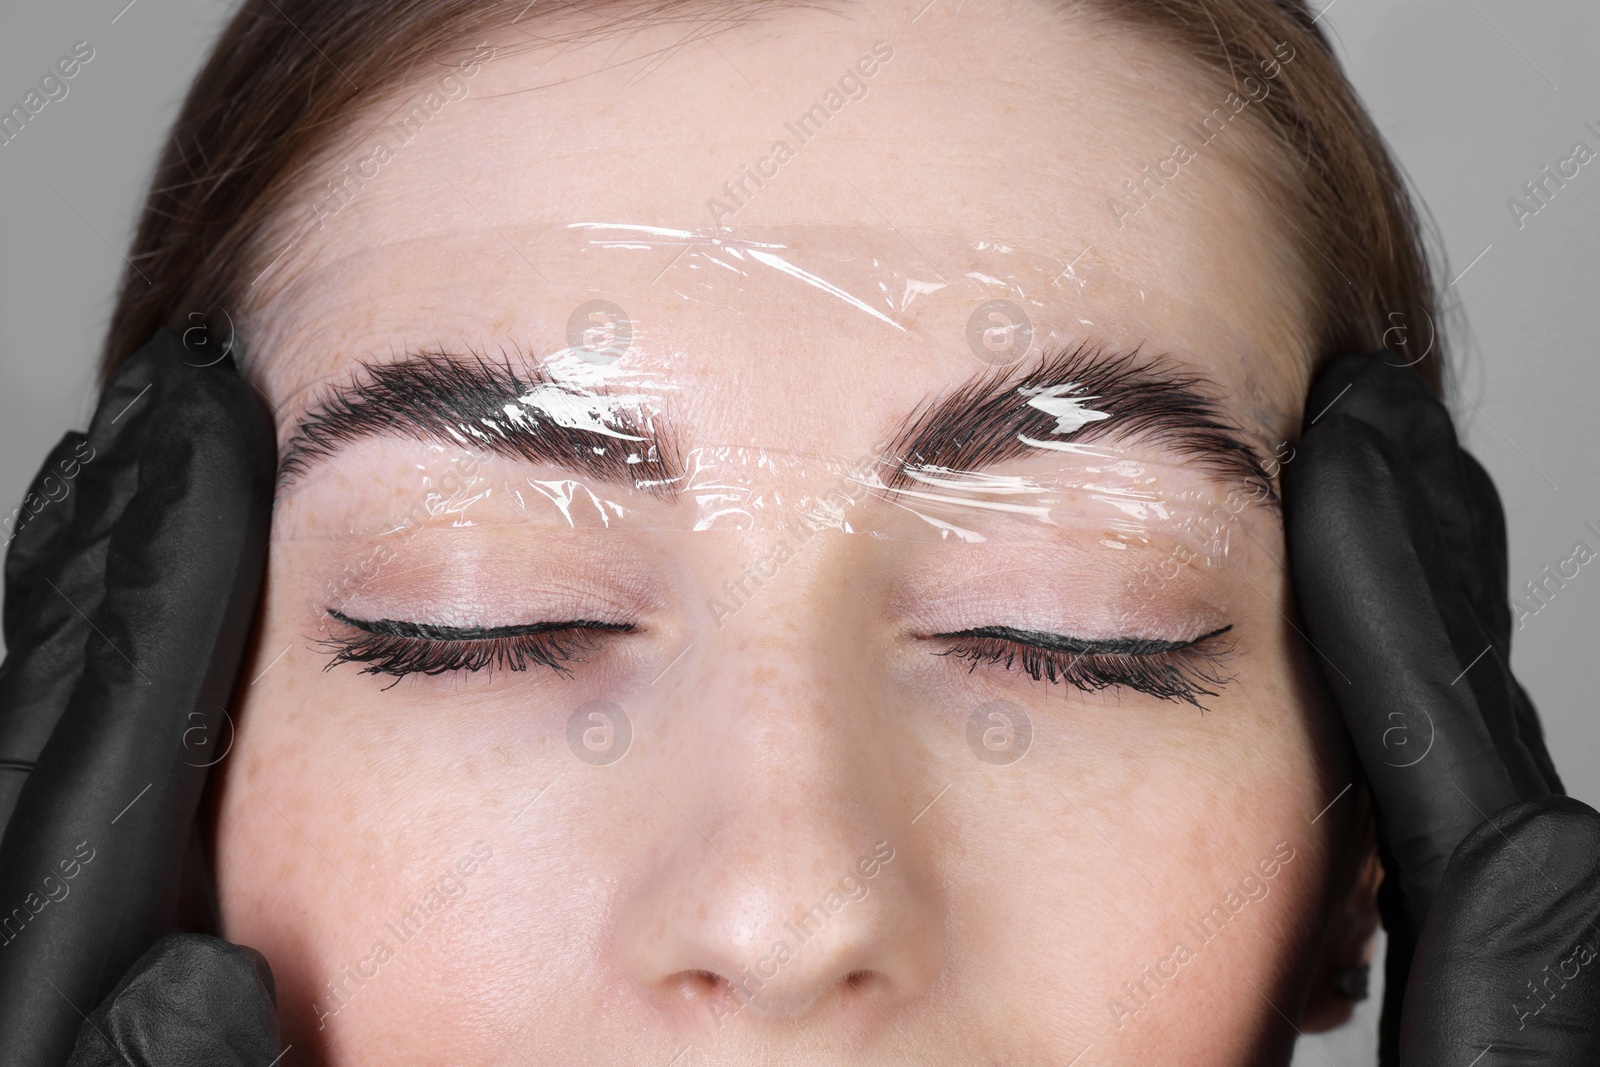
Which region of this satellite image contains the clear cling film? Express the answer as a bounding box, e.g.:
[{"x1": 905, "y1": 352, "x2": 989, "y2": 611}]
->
[
  {"x1": 270, "y1": 223, "x2": 1290, "y2": 575},
  {"x1": 257, "y1": 220, "x2": 1299, "y2": 670}
]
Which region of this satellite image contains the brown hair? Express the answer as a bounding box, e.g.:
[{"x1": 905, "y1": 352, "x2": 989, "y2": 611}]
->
[{"x1": 99, "y1": 0, "x2": 1444, "y2": 392}]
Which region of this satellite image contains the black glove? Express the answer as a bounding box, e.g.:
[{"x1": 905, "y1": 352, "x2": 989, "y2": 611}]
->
[
  {"x1": 1404, "y1": 794, "x2": 1600, "y2": 1064},
  {"x1": 1286, "y1": 353, "x2": 1599, "y2": 1064},
  {"x1": 65, "y1": 933, "x2": 281, "y2": 1066},
  {"x1": 0, "y1": 328, "x2": 279, "y2": 1064}
]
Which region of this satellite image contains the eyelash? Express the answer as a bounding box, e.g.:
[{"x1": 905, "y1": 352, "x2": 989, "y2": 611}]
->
[
  {"x1": 319, "y1": 609, "x2": 633, "y2": 689},
  {"x1": 319, "y1": 611, "x2": 1236, "y2": 707},
  {"x1": 932, "y1": 625, "x2": 1236, "y2": 708}
]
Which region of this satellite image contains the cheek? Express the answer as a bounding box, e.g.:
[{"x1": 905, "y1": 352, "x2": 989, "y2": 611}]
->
[
  {"x1": 945, "y1": 601, "x2": 1347, "y2": 1061},
  {"x1": 212, "y1": 571, "x2": 649, "y2": 1062},
  {"x1": 210, "y1": 532, "x2": 1348, "y2": 1063}
]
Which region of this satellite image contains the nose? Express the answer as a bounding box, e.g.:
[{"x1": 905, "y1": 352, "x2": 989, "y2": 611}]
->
[
  {"x1": 613, "y1": 559, "x2": 944, "y2": 1034},
  {"x1": 618, "y1": 825, "x2": 938, "y2": 1029}
]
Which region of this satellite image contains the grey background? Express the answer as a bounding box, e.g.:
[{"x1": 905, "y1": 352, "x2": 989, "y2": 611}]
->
[{"x1": 0, "y1": 2, "x2": 1594, "y2": 1063}]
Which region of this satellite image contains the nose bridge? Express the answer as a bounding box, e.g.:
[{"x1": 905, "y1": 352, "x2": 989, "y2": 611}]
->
[
  {"x1": 696, "y1": 519, "x2": 880, "y2": 756},
  {"x1": 693, "y1": 528, "x2": 890, "y2": 883},
  {"x1": 614, "y1": 529, "x2": 943, "y2": 1027}
]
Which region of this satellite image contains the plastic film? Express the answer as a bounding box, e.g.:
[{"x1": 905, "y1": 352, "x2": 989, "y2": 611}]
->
[{"x1": 272, "y1": 223, "x2": 1290, "y2": 591}]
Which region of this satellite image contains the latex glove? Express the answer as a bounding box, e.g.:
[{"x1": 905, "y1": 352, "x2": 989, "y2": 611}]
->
[
  {"x1": 1286, "y1": 354, "x2": 1597, "y2": 1064},
  {"x1": 0, "y1": 327, "x2": 277, "y2": 1064},
  {"x1": 65, "y1": 933, "x2": 281, "y2": 1066},
  {"x1": 1404, "y1": 794, "x2": 1600, "y2": 1064}
]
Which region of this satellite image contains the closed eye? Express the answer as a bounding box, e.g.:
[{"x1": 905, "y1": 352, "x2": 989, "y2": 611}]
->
[
  {"x1": 929, "y1": 624, "x2": 1236, "y2": 708},
  {"x1": 319, "y1": 608, "x2": 635, "y2": 688}
]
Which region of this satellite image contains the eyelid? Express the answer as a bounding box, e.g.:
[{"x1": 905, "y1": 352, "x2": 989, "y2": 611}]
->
[
  {"x1": 928, "y1": 624, "x2": 1233, "y2": 655},
  {"x1": 326, "y1": 608, "x2": 635, "y2": 641}
]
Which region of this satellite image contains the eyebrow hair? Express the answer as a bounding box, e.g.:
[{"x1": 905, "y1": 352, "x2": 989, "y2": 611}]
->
[
  {"x1": 277, "y1": 350, "x2": 682, "y2": 495},
  {"x1": 882, "y1": 341, "x2": 1278, "y2": 504},
  {"x1": 278, "y1": 341, "x2": 1274, "y2": 511}
]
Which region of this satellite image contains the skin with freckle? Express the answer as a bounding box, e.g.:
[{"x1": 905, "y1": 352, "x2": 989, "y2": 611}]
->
[{"x1": 209, "y1": 1, "x2": 1375, "y2": 1064}]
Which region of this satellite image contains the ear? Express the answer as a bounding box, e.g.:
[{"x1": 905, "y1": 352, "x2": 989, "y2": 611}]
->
[{"x1": 1299, "y1": 790, "x2": 1383, "y2": 1032}]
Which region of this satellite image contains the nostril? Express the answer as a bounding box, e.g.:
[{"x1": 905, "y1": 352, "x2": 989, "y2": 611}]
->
[
  {"x1": 667, "y1": 966, "x2": 889, "y2": 1022},
  {"x1": 841, "y1": 968, "x2": 895, "y2": 1006},
  {"x1": 672, "y1": 969, "x2": 728, "y2": 1003}
]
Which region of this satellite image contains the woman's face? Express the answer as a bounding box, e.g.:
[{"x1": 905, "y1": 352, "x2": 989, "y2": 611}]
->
[{"x1": 213, "y1": 1, "x2": 1367, "y2": 1063}]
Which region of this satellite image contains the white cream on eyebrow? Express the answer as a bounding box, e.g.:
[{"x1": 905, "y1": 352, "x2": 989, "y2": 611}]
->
[
  {"x1": 504, "y1": 385, "x2": 652, "y2": 441},
  {"x1": 1019, "y1": 382, "x2": 1111, "y2": 435},
  {"x1": 495, "y1": 349, "x2": 684, "y2": 449}
]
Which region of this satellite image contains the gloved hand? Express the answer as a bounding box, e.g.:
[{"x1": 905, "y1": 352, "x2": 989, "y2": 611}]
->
[
  {"x1": 65, "y1": 933, "x2": 281, "y2": 1066},
  {"x1": 1286, "y1": 353, "x2": 1600, "y2": 1065},
  {"x1": 0, "y1": 327, "x2": 280, "y2": 1064}
]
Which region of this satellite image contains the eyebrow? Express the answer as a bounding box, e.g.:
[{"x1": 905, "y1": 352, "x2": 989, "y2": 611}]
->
[
  {"x1": 279, "y1": 340, "x2": 1275, "y2": 506},
  {"x1": 277, "y1": 350, "x2": 682, "y2": 495},
  {"x1": 882, "y1": 341, "x2": 1278, "y2": 505}
]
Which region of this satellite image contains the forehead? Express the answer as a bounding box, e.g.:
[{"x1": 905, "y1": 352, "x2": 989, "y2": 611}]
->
[{"x1": 246, "y1": 0, "x2": 1310, "y2": 443}]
